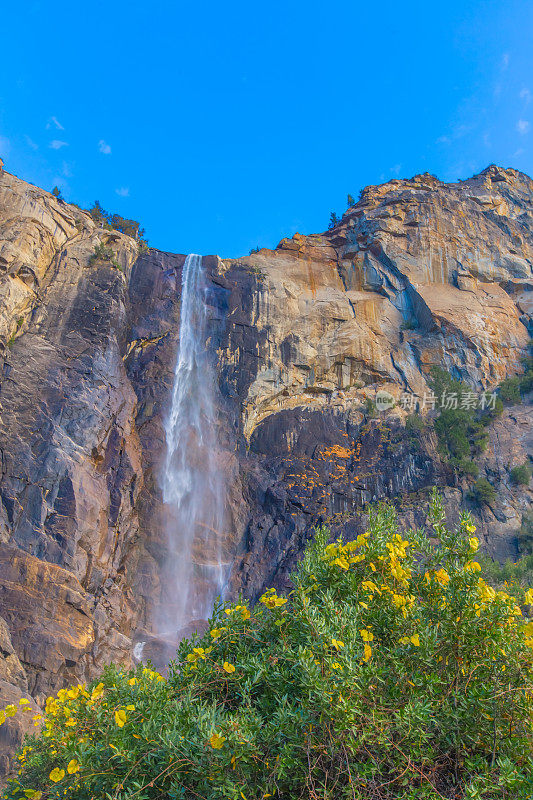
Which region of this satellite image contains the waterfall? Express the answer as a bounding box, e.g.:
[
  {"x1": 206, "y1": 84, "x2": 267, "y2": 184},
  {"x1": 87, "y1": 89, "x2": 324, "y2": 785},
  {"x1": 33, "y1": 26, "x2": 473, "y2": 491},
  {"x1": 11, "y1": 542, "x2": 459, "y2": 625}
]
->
[{"x1": 158, "y1": 254, "x2": 228, "y2": 635}]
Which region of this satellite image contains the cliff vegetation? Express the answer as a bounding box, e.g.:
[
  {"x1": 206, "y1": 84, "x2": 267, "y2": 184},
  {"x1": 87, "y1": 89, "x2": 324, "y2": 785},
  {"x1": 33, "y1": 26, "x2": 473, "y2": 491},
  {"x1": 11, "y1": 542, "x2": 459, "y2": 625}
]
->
[{"x1": 3, "y1": 493, "x2": 533, "y2": 800}]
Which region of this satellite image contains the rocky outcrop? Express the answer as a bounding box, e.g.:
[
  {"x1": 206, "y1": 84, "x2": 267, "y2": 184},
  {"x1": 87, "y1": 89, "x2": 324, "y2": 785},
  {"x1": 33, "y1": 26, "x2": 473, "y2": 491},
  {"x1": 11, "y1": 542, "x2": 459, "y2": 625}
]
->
[{"x1": 0, "y1": 164, "x2": 531, "y2": 776}]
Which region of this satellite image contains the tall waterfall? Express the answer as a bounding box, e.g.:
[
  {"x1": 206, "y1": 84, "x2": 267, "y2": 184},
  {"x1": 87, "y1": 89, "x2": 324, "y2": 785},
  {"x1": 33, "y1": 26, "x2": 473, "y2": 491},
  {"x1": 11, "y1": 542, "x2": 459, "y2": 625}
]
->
[{"x1": 158, "y1": 253, "x2": 228, "y2": 634}]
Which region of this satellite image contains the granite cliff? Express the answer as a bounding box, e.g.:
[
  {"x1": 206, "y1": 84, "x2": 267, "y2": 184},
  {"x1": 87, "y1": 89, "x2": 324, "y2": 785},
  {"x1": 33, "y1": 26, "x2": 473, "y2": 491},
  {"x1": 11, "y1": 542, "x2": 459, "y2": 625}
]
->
[{"x1": 0, "y1": 165, "x2": 531, "y2": 773}]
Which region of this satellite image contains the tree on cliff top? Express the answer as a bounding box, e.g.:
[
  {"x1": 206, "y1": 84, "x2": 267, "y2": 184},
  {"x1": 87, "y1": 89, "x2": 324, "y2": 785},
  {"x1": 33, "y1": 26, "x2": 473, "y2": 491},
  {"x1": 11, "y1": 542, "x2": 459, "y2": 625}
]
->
[
  {"x1": 88, "y1": 201, "x2": 148, "y2": 245},
  {"x1": 3, "y1": 491, "x2": 533, "y2": 799}
]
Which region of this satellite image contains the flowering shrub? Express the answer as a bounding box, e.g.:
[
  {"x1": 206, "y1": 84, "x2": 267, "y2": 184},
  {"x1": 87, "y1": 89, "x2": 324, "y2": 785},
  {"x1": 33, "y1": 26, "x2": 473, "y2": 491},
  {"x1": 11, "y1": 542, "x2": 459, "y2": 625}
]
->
[{"x1": 3, "y1": 491, "x2": 533, "y2": 799}]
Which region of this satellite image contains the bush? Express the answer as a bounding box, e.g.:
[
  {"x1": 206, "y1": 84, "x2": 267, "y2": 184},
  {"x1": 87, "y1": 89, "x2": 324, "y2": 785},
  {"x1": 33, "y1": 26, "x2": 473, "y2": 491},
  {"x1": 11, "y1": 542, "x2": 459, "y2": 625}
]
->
[
  {"x1": 499, "y1": 377, "x2": 522, "y2": 404},
  {"x1": 430, "y1": 368, "x2": 494, "y2": 476},
  {"x1": 400, "y1": 319, "x2": 417, "y2": 331},
  {"x1": 88, "y1": 243, "x2": 122, "y2": 271},
  {"x1": 364, "y1": 397, "x2": 377, "y2": 418},
  {"x1": 470, "y1": 478, "x2": 496, "y2": 505},
  {"x1": 510, "y1": 462, "x2": 532, "y2": 486},
  {"x1": 519, "y1": 511, "x2": 533, "y2": 555},
  {"x1": 479, "y1": 549, "x2": 533, "y2": 591},
  {"x1": 4, "y1": 492, "x2": 533, "y2": 799},
  {"x1": 454, "y1": 458, "x2": 479, "y2": 477},
  {"x1": 405, "y1": 413, "x2": 425, "y2": 433}
]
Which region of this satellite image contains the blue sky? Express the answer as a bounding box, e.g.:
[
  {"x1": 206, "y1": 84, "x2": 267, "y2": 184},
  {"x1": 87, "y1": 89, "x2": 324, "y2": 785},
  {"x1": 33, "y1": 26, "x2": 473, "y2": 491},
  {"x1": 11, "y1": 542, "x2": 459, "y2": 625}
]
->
[{"x1": 1, "y1": 0, "x2": 531, "y2": 257}]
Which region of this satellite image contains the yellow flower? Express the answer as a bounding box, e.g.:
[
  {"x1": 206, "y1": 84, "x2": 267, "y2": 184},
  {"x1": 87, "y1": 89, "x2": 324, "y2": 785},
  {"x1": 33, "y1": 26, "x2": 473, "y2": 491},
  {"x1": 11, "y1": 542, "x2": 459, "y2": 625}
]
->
[
  {"x1": 236, "y1": 605, "x2": 251, "y2": 620},
  {"x1": 361, "y1": 580, "x2": 380, "y2": 595},
  {"x1": 210, "y1": 627, "x2": 225, "y2": 639},
  {"x1": 465, "y1": 561, "x2": 481, "y2": 573},
  {"x1": 359, "y1": 629, "x2": 374, "y2": 642},
  {"x1": 363, "y1": 643, "x2": 372, "y2": 662},
  {"x1": 19, "y1": 698, "x2": 30, "y2": 706},
  {"x1": 49, "y1": 768, "x2": 65, "y2": 782},
  {"x1": 410, "y1": 634, "x2": 420, "y2": 647},
  {"x1": 524, "y1": 588, "x2": 533, "y2": 606},
  {"x1": 468, "y1": 537, "x2": 479, "y2": 551},
  {"x1": 0, "y1": 711, "x2": 5, "y2": 725},
  {"x1": 128, "y1": 677, "x2": 137, "y2": 686},
  {"x1": 186, "y1": 647, "x2": 208, "y2": 665},
  {"x1": 90, "y1": 682, "x2": 104, "y2": 701},
  {"x1": 331, "y1": 662, "x2": 342, "y2": 670},
  {"x1": 331, "y1": 639, "x2": 344, "y2": 650},
  {"x1": 222, "y1": 662, "x2": 236, "y2": 674},
  {"x1": 114, "y1": 709, "x2": 127, "y2": 728},
  {"x1": 434, "y1": 568, "x2": 450, "y2": 586},
  {"x1": 478, "y1": 578, "x2": 496, "y2": 603},
  {"x1": 332, "y1": 556, "x2": 349, "y2": 570},
  {"x1": 65, "y1": 718, "x2": 76, "y2": 727},
  {"x1": 67, "y1": 759, "x2": 80, "y2": 774},
  {"x1": 260, "y1": 591, "x2": 288, "y2": 609},
  {"x1": 22, "y1": 790, "x2": 42, "y2": 799},
  {"x1": 465, "y1": 522, "x2": 477, "y2": 534},
  {"x1": 67, "y1": 687, "x2": 79, "y2": 699},
  {"x1": 359, "y1": 602, "x2": 369, "y2": 609},
  {"x1": 209, "y1": 732, "x2": 226, "y2": 749},
  {"x1": 4, "y1": 705, "x2": 17, "y2": 718},
  {"x1": 126, "y1": 704, "x2": 135, "y2": 711}
]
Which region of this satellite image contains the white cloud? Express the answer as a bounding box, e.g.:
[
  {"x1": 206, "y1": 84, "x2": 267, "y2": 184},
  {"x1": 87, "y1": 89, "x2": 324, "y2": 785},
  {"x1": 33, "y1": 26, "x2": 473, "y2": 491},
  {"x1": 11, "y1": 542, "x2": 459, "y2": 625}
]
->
[
  {"x1": 115, "y1": 187, "x2": 130, "y2": 197},
  {"x1": 47, "y1": 116, "x2": 64, "y2": 130},
  {"x1": 24, "y1": 135, "x2": 39, "y2": 150},
  {"x1": 516, "y1": 119, "x2": 530, "y2": 135},
  {"x1": 98, "y1": 139, "x2": 111, "y2": 155},
  {"x1": 390, "y1": 164, "x2": 402, "y2": 176},
  {"x1": 436, "y1": 135, "x2": 450, "y2": 144},
  {"x1": 62, "y1": 161, "x2": 72, "y2": 178},
  {"x1": 49, "y1": 140, "x2": 68, "y2": 150},
  {"x1": 0, "y1": 135, "x2": 11, "y2": 157},
  {"x1": 502, "y1": 53, "x2": 510, "y2": 69},
  {"x1": 513, "y1": 148, "x2": 525, "y2": 158},
  {"x1": 520, "y1": 88, "x2": 531, "y2": 106}
]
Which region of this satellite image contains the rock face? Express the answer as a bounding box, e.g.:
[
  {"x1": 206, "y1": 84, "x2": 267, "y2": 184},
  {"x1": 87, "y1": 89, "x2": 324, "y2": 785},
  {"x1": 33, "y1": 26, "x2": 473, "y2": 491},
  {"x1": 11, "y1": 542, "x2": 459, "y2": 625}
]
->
[{"x1": 0, "y1": 164, "x2": 531, "y2": 775}]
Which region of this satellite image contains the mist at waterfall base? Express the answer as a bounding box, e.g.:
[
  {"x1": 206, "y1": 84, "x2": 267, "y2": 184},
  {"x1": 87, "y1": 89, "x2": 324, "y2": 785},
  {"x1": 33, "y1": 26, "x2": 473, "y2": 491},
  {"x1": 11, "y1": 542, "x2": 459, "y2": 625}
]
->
[{"x1": 156, "y1": 254, "x2": 230, "y2": 642}]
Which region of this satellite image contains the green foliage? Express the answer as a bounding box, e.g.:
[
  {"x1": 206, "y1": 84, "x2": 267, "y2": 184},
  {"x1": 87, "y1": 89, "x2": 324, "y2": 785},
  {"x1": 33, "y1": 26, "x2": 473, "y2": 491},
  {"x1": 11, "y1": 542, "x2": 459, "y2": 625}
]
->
[
  {"x1": 470, "y1": 478, "x2": 496, "y2": 506},
  {"x1": 4, "y1": 492, "x2": 533, "y2": 799},
  {"x1": 405, "y1": 413, "x2": 425, "y2": 433},
  {"x1": 430, "y1": 368, "x2": 495, "y2": 476},
  {"x1": 510, "y1": 462, "x2": 532, "y2": 486},
  {"x1": 499, "y1": 377, "x2": 522, "y2": 404},
  {"x1": 88, "y1": 243, "x2": 122, "y2": 271},
  {"x1": 6, "y1": 317, "x2": 24, "y2": 348},
  {"x1": 479, "y1": 550, "x2": 533, "y2": 592},
  {"x1": 518, "y1": 511, "x2": 533, "y2": 555},
  {"x1": 328, "y1": 211, "x2": 340, "y2": 229},
  {"x1": 364, "y1": 397, "x2": 377, "y2": 418},
  {"x1": 51, "y1": 186, "x2": 63, "y2": 201},
  {"x1": 400, "y1": 319, "x2": 417, "y2": 331},
  {"x1": 498, "y1": 340, "x2": 533, "y2": 402},
  {"x1": 346, "y1": 193, "x2": 355, "y2": 207},
  {"x1": 88, "y1": 201, "x2": 148, "y2": 246},
  {"x1": 456, "y1": 458, "x2": 479, "y2": 477},
  {"x1": 248, "y1": 246, "x2": 260, "y2": 255}
]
